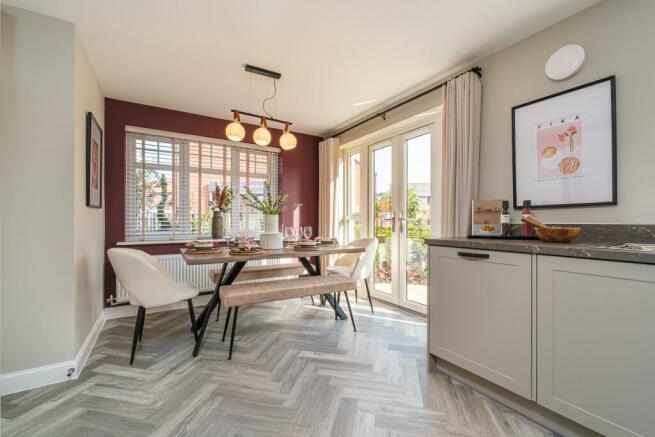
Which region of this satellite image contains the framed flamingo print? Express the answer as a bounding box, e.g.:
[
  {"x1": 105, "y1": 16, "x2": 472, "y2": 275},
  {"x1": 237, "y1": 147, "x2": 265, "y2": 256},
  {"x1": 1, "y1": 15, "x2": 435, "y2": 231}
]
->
[{"x1": 512, "y1": 76, "x2": 616, "y2": 209}]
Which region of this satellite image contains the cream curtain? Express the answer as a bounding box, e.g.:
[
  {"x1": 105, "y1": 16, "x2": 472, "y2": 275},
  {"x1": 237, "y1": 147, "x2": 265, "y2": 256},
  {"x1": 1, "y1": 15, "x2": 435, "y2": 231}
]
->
[
  {"x1": 318, "y1": 137, "x2": 342, "y2": 273},
  {"x1": 318, "y1": 137, "x2": 342, "y2": 241},
  {"x1": 441, "y1": 71, "x2": 482, "y2": 237}
]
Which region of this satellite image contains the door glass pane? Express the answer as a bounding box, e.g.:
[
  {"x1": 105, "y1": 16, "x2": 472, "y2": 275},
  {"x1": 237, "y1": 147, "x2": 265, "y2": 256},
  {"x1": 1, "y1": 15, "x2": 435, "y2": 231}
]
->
[
  {"x1": 373, "y1": 146, "x2": 392, "y2": 295},
  {"x1": 347, "y1": 152, "x2": 362, "y2": 240},
  {"x1": 405, "y1": 134, "x2": 430, "y2": 305}
]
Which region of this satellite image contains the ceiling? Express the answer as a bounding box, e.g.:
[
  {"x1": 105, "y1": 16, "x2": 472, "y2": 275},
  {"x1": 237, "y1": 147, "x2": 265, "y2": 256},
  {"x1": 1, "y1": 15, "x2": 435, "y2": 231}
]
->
[{"x1": 5, "y1": 0, "x2": 599, "y2": 136}]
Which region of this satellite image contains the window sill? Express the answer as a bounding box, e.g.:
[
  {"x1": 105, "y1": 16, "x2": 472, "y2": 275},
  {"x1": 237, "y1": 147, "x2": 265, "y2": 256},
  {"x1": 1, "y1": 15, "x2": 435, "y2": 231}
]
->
[{"x1": 116, "y1": 240, "x2": 191, "y2": 246}]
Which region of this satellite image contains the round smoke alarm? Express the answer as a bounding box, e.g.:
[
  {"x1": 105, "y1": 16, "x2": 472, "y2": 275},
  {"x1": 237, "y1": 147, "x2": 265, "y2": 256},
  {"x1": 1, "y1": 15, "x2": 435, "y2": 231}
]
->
[{"x1": 545, "y1": 44, "x2": 585, "y2": 81}]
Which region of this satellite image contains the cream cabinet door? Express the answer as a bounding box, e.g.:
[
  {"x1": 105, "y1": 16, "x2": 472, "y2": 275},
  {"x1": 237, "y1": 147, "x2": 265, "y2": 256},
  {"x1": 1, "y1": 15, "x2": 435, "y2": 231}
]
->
[
  {"x1": 429, "y1": 246, "x2": 532, "y2": 399},
  {"x1": 537, "y1": 256, "x2": 655, "y2": 437}
]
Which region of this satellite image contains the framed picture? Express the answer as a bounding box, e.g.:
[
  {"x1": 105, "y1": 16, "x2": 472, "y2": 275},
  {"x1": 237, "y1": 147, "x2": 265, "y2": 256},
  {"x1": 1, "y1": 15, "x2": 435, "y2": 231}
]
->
[
  {"x1": 86, "y1": 112, "x2": 103, "y2": 208},
  {"x1": 512, "y1": 76, "x2": 616, "y2": 209}
]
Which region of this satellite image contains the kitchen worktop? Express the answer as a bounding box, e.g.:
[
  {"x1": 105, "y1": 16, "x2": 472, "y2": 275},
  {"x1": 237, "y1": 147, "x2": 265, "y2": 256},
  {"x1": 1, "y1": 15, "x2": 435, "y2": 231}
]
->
[{"x1": 426, "y1": 225, "x2": 655, "y2": 265}]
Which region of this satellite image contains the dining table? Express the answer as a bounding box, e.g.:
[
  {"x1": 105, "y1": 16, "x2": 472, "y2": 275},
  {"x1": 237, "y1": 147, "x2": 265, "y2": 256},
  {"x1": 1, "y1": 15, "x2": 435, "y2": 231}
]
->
[{"x1": 181, "y1": 244, "x2": 365, "y2": 357}]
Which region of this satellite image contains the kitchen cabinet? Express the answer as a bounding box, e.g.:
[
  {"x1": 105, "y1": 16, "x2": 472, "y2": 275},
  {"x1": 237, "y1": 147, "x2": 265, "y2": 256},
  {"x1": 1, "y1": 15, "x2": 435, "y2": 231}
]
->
[
  {"x1": 537, "y1": 256, "x2": 655, "y2": 437},
  {"x1": 429, "y1": 246, "x2": 533, "y2": 399}
]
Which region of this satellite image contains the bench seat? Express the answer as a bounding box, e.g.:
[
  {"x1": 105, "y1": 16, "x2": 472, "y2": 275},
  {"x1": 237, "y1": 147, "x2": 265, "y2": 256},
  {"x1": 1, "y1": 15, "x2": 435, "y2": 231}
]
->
[
  {"x1": 209, "y1": 262, "x2": 305, "y2": 283},
  {"x1": 219, "y1": 275, "x2": 357, "y2": 308}
]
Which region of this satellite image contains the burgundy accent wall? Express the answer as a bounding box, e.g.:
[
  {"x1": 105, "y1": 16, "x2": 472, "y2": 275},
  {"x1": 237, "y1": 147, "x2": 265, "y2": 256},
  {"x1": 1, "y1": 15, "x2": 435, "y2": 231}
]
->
[{"x1": 104, "y1": 98, "x2": 320, "y2": 305}]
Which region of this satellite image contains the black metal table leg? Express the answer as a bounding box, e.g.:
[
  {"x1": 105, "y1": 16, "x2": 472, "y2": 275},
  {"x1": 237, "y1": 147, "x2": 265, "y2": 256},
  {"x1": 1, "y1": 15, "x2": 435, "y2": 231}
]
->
[
  {"x1": 192, "y1": 261, "x2": 246, "y2": 357},
  {"x1": 299, "y1": 257, "x2": 347, "y2": 320}
]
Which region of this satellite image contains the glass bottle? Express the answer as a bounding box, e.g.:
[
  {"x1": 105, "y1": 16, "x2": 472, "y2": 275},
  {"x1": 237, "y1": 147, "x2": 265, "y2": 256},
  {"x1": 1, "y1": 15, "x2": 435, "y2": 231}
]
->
[{"x1": 501, "y1": 201, "x2": 511, "y2": 237}]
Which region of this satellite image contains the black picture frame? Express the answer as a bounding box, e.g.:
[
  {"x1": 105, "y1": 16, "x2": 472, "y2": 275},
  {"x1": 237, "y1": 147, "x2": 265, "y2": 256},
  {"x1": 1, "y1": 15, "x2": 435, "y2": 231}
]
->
[
  {"x1": 86, "y1": 112, "x2": 103, "y2": 208},
  {"x1": 511, "y1": 76, "x2": 617, "y2": 209}
]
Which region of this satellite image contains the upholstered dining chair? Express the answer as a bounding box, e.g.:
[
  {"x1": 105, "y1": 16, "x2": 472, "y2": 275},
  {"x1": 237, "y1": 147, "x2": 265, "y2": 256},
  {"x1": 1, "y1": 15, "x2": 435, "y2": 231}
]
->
[
  {"x1": 107, "y1": 248, "x2": 200, "y2": 365},
  {"x1": 327, "y1": 238, "x2": 378, "y2": 313}
]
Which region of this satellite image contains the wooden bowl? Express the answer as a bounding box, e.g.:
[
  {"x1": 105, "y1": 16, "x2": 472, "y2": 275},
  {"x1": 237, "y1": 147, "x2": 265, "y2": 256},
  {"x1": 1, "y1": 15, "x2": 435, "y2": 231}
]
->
[{"x1": 535, "y1": 227, "x2": 582, "y2": 243}]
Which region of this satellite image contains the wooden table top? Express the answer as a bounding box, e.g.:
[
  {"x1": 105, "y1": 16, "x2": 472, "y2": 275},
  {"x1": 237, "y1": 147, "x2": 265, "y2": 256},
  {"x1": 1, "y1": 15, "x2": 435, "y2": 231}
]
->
[{"x1": 180, "y1": 245, "x2": 364, "y2": 265}]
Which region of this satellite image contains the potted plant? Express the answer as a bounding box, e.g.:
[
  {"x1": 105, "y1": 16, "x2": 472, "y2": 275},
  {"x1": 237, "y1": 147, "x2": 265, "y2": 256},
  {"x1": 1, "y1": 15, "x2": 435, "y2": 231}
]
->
[
  {"x1": 210, "y1": 185, "x2": 232, "y2": 239},
  {"x1": 240, "y1": 180, "x2": 300, "y2": 233}
]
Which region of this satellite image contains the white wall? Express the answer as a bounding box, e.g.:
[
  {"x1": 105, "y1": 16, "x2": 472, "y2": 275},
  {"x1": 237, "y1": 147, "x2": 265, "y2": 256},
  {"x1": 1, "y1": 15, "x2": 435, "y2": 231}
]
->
[
  {"x1": 477, "y1": 0, "x2": 655, "y2": 224},
  {"x1": 0, "y1": 6, "x2": 105, "y2": 376},
  {"x1": 0, "y1": 6, "x2": 77, "y2": 372},
  {"x1": 73, "y1": 31, "x2": 105, "y2": 352}
]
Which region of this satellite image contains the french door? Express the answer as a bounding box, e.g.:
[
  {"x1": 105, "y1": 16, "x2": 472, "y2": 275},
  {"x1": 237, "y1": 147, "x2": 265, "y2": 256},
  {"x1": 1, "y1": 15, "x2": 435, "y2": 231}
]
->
[{"x1": 369, "y1": 126, "x2": 434, "y2": 313}]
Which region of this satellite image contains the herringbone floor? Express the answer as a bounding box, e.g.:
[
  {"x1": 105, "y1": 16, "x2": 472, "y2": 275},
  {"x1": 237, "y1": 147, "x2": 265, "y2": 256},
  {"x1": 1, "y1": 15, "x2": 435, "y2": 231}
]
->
[{"x1": 1, "y1": 297, "x2": 553, "y2": 437}]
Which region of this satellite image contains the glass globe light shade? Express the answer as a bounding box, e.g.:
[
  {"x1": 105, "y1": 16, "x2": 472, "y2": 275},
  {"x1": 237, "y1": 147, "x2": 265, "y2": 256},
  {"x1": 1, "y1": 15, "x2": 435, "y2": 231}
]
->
[
  {"x1": 253, "y1": 118, "x2": 271, "y2": 146},
  {"x1": 225, "y1": 121, "x2": 245, "y2": 142},
  {"x1": 279, "y1": 123, "x2": 297, "y2": 150},
  {"x1": 225, "y1": 110, "x2": 245, "y2": 142}
]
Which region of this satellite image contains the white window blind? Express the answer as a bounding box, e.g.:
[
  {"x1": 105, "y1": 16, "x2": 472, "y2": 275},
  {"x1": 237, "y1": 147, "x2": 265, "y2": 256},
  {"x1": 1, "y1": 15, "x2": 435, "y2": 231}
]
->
[{"x1": 125, "y1": 131, "x2": 280, "y2": 242}]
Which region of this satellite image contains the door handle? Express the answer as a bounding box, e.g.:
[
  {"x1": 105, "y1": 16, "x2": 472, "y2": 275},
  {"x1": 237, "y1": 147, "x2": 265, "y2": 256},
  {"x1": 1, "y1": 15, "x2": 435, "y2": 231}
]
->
[
  {"x1": 382, "y1": 212, "x2": 396, "y2": 232},
  {"x1": 397, "y1": 212, "x2": 405, "y2": 233},
  {"x1": 456, "y1": 251, "x2": 490, "y2": 260}
]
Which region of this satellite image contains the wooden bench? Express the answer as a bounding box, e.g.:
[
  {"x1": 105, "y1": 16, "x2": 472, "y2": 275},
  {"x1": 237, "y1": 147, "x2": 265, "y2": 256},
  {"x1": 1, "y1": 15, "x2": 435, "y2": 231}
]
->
[
  {"x1": 210, "y1": 262, "x2": 310, "y2": 321},
  {"x1": 219, "y1": 275, "x2": 358, "y2": 359}
]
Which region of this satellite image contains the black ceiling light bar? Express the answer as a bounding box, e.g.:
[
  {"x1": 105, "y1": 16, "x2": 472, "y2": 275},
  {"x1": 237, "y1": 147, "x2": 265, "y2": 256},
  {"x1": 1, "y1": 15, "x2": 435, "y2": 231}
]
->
[
  {"x1": 231, "y1": 109, "x2": 292, "y2": 126},
  {"x1": 245, "y1": 64, "x2": 282, "y2": 80}
]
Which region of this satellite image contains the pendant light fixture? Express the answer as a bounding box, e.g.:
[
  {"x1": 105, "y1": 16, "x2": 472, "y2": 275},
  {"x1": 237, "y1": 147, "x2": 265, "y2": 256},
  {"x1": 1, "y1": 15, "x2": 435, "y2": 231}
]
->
[
  {"x1": 225, "y1": 110, "x2": 246, "y2": 142},
  {"x1": 279, "y1": 122, "x2": 297, "y2": 150},
  {"x1": 253, "y1": 117, "x2": 272, "y2": 146},
  {"x1": 229, "y1": 65, "x2": 297, "y2": 151}
]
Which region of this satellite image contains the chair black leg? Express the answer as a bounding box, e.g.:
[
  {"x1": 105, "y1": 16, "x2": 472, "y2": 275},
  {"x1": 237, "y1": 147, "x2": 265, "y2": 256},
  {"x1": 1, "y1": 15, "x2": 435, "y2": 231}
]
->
[
  {"x1": 138, "y1": 307, "x2": 146, "y2": 342},
  {"x1": 334, "y1": 293, "x2": 338, "y2": 320},
  {"x1": 222, "y1": 307, "x2": 232, "y2": 342},
  {"x1": 216, "y1": 298, "x2": 221, "y2": 322},
  {"x1": 187, "y1": 299, "x2": 197, "y2": 340},
  {"x1": 343, "y1": 291, "x2": 356, "y2": 331},
  {"x1": 310, "y1": 295, "x2": 315, "y2": 306},
  {"x1": 364, "y1": 278, "x2": 374, "y2": 314},
  {"x1": 130, "y1": 306, "x2": 145, "y2": 365},
  {"x1": 355, "y1": 289, "x2": 358, "y2": 302},
  {"x1": 228, "y1": 307, "x2": 239, "y2": 360}
]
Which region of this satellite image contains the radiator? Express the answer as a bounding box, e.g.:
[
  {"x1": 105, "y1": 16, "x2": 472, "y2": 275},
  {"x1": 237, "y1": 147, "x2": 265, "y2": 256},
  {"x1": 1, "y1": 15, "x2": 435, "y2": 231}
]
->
[{"x1": 113, "y1": 254, "x2": 283, "y2": 305}]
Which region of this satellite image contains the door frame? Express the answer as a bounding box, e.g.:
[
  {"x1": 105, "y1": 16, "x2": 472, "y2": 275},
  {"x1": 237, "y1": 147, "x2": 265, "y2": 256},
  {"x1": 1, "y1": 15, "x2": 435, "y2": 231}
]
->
[
  {"x1": 367, "y1": 123, "x2": 439, "y2": 314},
  {"x1": 340, "y1": 110, "x2": 442, "y2": 314}
]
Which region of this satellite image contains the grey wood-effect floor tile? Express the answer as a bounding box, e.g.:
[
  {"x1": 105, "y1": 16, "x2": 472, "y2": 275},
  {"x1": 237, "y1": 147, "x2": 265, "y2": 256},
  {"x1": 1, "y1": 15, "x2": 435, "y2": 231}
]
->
[{"x1": 1, "y1": 297, "x2": 554, "y2": 437}]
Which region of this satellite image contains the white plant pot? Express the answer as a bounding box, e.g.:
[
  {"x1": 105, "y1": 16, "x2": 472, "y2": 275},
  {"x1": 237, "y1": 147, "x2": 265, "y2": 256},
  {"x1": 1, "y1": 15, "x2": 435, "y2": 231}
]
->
[
  {"x1": 260, "y1": 232, "x2": 283, "y2": 250},
  {"x1": 264, "y1": 214, "x2": 279, "y2": 233}
]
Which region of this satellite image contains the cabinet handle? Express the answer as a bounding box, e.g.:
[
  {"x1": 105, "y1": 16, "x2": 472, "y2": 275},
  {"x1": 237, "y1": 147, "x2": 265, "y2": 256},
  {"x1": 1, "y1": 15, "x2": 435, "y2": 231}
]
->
[{"x1": 456, "y1": 251, "x2": 490, "y2": 259}]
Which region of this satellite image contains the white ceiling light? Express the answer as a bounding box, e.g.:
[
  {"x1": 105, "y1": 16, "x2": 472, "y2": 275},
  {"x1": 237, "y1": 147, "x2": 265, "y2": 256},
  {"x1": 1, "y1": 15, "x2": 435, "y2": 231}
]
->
[
  {"x1": 353, "y1": 99, "x2": 376, "y2": 106},
  {"x1": 545, "y1": 44, "x2": 585, "y2": 81}
]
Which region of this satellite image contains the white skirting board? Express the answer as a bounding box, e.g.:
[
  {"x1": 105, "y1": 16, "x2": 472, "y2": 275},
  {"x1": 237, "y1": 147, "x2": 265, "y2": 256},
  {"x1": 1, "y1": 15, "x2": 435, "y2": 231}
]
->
[
  {"x1": 0, "y1": 312, "x2": 106, "y2": 396},
  {"x1": 0, "y1": 295, "x2": 211, "y2": 395}
]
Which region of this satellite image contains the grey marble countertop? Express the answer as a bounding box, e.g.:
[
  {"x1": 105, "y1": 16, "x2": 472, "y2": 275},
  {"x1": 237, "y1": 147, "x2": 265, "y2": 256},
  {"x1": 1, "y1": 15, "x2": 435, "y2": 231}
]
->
[{"x1": 425, "y1": 237, "x2": 655, "y2": 265}]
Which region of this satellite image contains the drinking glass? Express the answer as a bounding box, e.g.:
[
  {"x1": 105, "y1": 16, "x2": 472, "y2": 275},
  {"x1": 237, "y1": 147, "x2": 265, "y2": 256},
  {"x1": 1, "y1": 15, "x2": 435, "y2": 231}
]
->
[
  {"x1": 284, "y1": 226, "x2": 296, "y2": 241},
  {"x1": 303, "y1": 226, "x2": 312, "y2": 240}
]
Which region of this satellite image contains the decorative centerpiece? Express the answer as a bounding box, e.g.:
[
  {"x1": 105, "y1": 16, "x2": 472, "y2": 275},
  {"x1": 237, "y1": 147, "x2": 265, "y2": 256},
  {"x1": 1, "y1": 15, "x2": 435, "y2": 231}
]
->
[
  {"x1": 241, "y1": 180, "x2": 301, "y2": 249},
  {"x1": 210, "y1": 185, "x2": 232, "y2": 239}
]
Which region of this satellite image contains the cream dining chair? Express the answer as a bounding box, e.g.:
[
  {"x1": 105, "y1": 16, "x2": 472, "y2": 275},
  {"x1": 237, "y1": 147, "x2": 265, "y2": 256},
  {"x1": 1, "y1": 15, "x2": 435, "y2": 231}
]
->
[
  {"x1": 107, "y1": 248, "x2": 200, "y2": 365},
  {"x1": 327, "y1": 238, "x2": 378, "y2": 313}
]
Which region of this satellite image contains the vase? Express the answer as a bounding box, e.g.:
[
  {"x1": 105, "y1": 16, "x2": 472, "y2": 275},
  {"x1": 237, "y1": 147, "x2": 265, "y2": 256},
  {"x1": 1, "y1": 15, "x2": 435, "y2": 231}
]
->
[
  {"x1": 264, "y1": 214, "x2": 279, "y2": 233},
  {"x1": 211, "y1": 211, "x2": 224, "y2": 239}
]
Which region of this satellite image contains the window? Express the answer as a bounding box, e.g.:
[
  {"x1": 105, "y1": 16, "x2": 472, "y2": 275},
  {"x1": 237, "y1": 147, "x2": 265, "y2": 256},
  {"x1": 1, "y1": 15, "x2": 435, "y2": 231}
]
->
[
  {"x1": 345, "y1": 151, "x2": 362, "y2": 241},
  {"x1": 125, "y1": 130, "x2": 280, "y2": 242}
]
